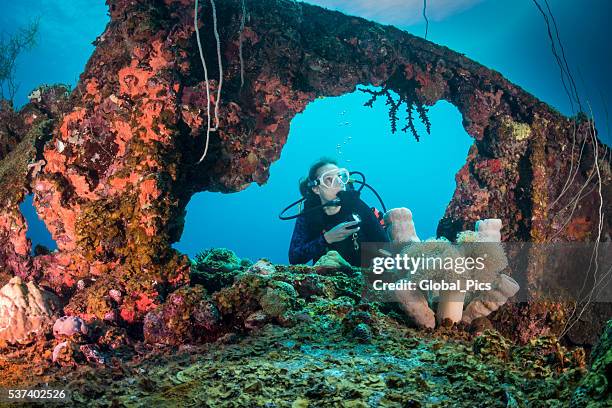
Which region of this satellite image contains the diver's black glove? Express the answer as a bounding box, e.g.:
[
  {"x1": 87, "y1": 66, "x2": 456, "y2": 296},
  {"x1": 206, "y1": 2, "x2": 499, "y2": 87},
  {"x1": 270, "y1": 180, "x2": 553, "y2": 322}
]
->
[{"x1": 337, "y1": 189, "x2": 362, "y2": 209}]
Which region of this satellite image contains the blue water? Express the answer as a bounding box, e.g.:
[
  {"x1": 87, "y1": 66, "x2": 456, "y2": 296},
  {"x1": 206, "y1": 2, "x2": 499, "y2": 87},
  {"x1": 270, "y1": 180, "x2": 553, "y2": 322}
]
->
[
  {"x1": 2, "y1": 0, "x2": 610, "y2": 263},
  {"x1": 174, "y1": 93, "x2": 471, "y2": 263},
  {"x1": 19, "y1": 194, "x2": 57, "y2": 254}
]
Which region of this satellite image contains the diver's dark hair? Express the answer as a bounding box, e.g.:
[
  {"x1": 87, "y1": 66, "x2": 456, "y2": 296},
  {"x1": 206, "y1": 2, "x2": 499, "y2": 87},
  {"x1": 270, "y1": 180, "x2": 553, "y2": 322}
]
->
[{"x1": 298, "y1": 157, "x2": 338, "y2": 199}]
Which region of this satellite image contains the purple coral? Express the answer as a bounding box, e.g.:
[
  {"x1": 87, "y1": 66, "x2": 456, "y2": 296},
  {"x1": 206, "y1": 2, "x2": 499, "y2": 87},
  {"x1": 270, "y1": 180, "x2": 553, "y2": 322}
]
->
[
  {"x1": 103, "y1": 310, "x2": 117, "y2": 322},
  {"x1": 52, "y1": 316, "x2": 88, "y2": 338},
  {"x1": 247, "y1": 259, "x2": 276, "y2": 276},
  {"x1": 143, "y1": 286, "x2": 221, "y2": 345},
  {"x1": 79, "y1": 344, "x2": 106, "y2": 365},
  {"x1": 108, "y1": 289, "x2": 122, "y2": 303}
]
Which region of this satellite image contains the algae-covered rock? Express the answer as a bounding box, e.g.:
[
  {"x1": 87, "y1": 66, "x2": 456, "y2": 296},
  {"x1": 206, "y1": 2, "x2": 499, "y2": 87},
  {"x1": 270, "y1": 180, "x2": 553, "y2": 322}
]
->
[
  {"x1": 247, "y1": 259, "x2": 277, "y2": 276},
  {"x1": 213, "y1": 273, "x2": 300, "y2": 329},
  {"x1": 194, "y1": 248, "x2": 242, "y2": 271},
  {"x1": 570, "y1": 320, "x2": 612, "y2": 407},
  {"x1": 190, "y1": 248, "x2": 245, "y2": 293},
  {"x1": 143, "y1": 285, "x2": 220, "y2": 345},
  {"x1": 314, "y1": 250, "x2": 353, "y2": 273},
  {"x1": 0, "y1": 276, "x2": 60, "y2": 346},
  {"x1": 275, "y1": 267, "x2": 364, "y2": 302},
  {"x1": 260, "y1": 281, "x2": 298, "y2": 318},
  {"x1": 469, "y1": 316, "x2": 494, "y2": 334},
  {"x1": 291, "y1": 273, "x2": 336, "y2": 299},
  {"x1": 213, "y1": 274, "x2": 268, "y2": 318},
  {"x1": 244, "y1": 310, "x2": 270, "y2": 331},
  {"x1": 473, "y1": 329, "x2": 511, "y2": 361},
  {"x1": 342, "y1": 305, "x2": 379, "y2": 343}
]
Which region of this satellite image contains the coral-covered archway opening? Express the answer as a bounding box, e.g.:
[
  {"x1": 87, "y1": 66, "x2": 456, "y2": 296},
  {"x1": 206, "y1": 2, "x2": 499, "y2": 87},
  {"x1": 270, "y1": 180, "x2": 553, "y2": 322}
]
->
[{"x1": 174, "y1": 90, "x2": 473, "y2": 264}]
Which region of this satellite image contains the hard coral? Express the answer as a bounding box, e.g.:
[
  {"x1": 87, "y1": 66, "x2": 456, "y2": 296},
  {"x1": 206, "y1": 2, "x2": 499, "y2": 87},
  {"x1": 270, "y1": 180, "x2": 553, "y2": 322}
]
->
[
  {"x1": 53, "y1": 316, "x2": 89, "y2": 339},
  {"x1": 0, "y1": 276, "x2": 60, "y2": 346},
  {"x1": 190, "y1": 248, "x2": 245, "y2": 293},
  {"x1": 213, "y1": 273, "x2": 299, "y2": 329},
  {"x1": 143, "y1": 285, "x2": 220, "y2": 345},
  {"x1": 314, "y1": 250, "x2": 353, "y2": 274}
]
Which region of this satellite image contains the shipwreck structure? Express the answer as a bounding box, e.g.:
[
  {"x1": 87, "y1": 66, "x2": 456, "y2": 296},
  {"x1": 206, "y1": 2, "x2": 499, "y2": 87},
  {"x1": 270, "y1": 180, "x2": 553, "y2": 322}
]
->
[{"x1": 0, "y1": 0, "x2": 609, "y2": 344}]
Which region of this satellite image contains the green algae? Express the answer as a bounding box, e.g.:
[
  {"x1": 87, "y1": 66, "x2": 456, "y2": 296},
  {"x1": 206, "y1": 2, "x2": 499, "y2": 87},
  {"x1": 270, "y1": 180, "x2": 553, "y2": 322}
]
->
[
  {"x1": 570, "y1": 319, "x2": 612, "y2": 407},
  {"x1": 0, "y1": 118, "x2": 52, "y2": 206},
  {"x1": 50, "y1": 284, "x2": 593, "y2": 407},
  {"x1": 500, "y1": 115, "x2": 531, "y2": 141},
  {"x1": 59, "y1": 313, "x2": 589, "y2": 407},
  {"x1": 190, "y1": 248, "x2": 246, "y2": 292}
]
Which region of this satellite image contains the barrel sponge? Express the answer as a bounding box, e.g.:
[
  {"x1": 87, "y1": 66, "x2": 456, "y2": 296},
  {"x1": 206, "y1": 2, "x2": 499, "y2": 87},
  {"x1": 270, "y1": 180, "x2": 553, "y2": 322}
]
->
[
  {"x1": 399, "y1": 237, "x2": 462, "y2": 282},
  {"x1": 394, "y1": 282, "x2": 435, "y2": 329},
  {"x1": 383, "y1": 207, "x2": 420, "y2": 243},
  {"x1": 456, "y1": 231, "x2": 508, "y2": 282},
  {"x1": 475, "y1": 218, "x2": 502, "y2": 242}
]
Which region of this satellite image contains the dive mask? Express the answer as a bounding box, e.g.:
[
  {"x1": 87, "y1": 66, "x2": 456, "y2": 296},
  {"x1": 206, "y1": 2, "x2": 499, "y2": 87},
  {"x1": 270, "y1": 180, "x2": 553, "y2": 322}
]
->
[{"x1": 313, "y1": 167, "x2": 350, "y2": 189}]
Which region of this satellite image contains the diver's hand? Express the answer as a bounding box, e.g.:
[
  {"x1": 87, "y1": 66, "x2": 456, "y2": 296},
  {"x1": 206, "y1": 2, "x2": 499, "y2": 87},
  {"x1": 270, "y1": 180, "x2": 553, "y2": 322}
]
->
[{"x1": 323, "y1": 221, "x2": 360, "y2": 244}]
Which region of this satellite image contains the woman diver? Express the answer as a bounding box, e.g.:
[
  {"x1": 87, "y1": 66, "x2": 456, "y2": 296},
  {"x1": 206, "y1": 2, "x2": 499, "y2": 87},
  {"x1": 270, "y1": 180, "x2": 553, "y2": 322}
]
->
[{"x1": 288, "y1": 158, "x2": 389, "y2": 266}]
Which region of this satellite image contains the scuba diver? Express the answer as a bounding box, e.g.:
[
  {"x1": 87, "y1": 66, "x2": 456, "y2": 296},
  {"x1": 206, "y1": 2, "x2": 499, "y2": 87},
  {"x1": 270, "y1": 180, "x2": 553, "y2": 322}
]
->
[{"x1": 285, "y1": 158, "x2": 389, "y2": 266}]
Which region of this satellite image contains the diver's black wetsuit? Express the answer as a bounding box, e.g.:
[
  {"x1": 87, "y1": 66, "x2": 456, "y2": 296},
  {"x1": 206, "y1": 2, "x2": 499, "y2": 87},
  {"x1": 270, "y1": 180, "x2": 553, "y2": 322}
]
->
[{"x1": 288, "y1": 193, "x2": 389, "y2": 267}]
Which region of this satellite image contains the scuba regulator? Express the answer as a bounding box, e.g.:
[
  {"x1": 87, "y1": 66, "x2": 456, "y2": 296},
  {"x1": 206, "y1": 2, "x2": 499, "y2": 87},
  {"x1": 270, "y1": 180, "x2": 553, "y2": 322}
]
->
[{"x1": 278, "y1": 170, "x2": 387, "y2": 221}]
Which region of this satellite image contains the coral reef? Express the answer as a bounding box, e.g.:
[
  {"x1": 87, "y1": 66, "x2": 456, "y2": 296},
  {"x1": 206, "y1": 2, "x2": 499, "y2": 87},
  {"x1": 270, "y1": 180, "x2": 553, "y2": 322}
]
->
[
  {"x1": 0, "y1": 0, "x2": 606, "y2": 342},
  {"x1": 0, "y1": 276, "x2": 60, "y2": 346},
  {"x1": 0, "y1": 255, "x2": 607, "y2": 406},
  {"x1": 0, "y1": 0, "x2": 609, "y2": 403},
  {"x1": 570, "y1": 319, "x2": 612, "y2": 407},
  {"x1": 143, "y1": 285, "x2": 220, "y2": 345}
]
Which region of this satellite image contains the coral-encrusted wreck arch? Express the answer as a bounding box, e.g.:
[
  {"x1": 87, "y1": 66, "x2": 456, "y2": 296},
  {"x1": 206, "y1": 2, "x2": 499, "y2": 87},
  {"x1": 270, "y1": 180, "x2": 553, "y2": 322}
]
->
[{"x1": 0, "y1": 0, "x2": 610, "y2": 337}]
